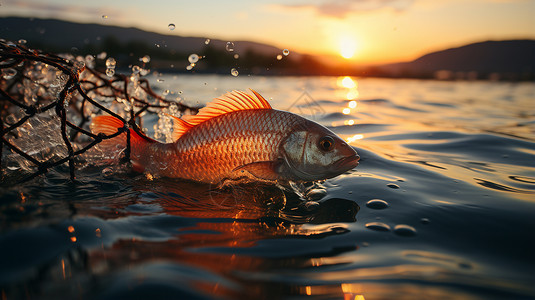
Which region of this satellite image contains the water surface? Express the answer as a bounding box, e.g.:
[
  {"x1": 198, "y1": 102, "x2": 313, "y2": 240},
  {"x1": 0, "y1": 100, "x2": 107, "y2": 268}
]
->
[{"x1": 1, "y1": 76, "x2": 534, "y2": 299}]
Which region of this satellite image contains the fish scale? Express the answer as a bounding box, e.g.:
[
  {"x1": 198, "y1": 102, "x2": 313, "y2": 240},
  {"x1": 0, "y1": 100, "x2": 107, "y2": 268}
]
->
[{"x1": 154, "y1": 109, "x2": 304, "y2": 183}]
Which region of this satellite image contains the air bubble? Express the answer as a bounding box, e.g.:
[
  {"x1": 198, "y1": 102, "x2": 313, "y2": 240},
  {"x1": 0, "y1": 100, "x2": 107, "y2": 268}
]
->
[
  {"x1": 2, "y1": 68, "x2": 17, "y2": 79},
  {"x1": 205, "y1": 38, "x2": 211, "y2": 45},
  {"x1": 188, "y1": 54, "x2": 199, "y2": 64},
  {"x1": 105, "y1": 57, "x2": 116, "y2": 68},
  {"x1": 393, "y1": 224, "x2": 417, "y2": 237},
  {"x1": 366, "y1": 199, "x2": 389, "y2": 209},
  {"x1": 387, "y1": 183, "x2": 400, "y2": 189},
  {"x1": 102, "y1": 167, "x2": 113, "y2": 177},
  {"x1": 365, "y1": 222, "x2": 391, "y2": 232},
  {"x1": 168, "y1": 23, "x2": 176, "y2": 30},
  {"x1": 105, "y1": 68, "x2": 115, "y2": 77},
  {"x1": 230, "y1": 68, "x2": 239, "y2": 76},
  {"x1": 282, "y1": 49, "x2": 290, "y2": 56},
  {"x1": 141, "y1": 55, "x2": 150, "y2": 63},
  {"x1": 420, "y1": 218, "x2": 430, "y2": 224},
  {"x1": 304, "y1": 201, "x2": 320, "y2": 210},
  {"x1": 226, "y1": 42, "x2": 235, "y2": 52},
  {"x1": 306, "y1": 189, "x2": 327, "y2": 201},
  {"x1": 74, "y1": 60, "x2": 85, "y2": 70}
]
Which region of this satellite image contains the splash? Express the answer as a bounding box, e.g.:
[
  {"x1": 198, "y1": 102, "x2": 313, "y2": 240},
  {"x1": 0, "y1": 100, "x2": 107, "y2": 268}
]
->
[{"x1": 0, "y1": 40, "x2": 197, "y2": 182}]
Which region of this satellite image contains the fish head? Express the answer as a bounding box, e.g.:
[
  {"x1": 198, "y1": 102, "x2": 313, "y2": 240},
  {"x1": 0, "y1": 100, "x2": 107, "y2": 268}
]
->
[{"x1": 281, "y1": 121, "x2": 359, "y2": 181}]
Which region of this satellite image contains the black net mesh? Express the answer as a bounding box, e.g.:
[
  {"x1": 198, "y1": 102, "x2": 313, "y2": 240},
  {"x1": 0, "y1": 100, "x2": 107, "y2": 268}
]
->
[{"x1": 0, "y1": 39, "x2": 197, "y2": 182}]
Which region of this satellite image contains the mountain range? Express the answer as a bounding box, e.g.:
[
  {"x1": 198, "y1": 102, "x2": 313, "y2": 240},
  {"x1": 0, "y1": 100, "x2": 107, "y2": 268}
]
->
[
  {"x1": 378, "y1": 40, "x2": 535, "y2": 80},
  {"x1": 1, "y1": 17, "x2": 533, "y2": 80}
]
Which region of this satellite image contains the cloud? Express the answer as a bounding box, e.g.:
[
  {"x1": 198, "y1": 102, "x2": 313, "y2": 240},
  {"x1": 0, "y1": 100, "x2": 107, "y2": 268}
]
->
[{"x1": 281, "y1": 0, "x2": 415, "y2": 18}]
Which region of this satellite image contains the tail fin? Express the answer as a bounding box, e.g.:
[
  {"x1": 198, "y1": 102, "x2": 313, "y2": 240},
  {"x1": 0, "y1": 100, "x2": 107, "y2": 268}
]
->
[{"x1": 90, "y1": 116, "x2": 152, "y2": 171}]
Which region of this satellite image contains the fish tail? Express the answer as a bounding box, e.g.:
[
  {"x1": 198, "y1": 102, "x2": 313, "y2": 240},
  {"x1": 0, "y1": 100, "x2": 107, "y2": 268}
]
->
[{"x1": 90, "y1": 116, "x2": 151, "y2": 171}]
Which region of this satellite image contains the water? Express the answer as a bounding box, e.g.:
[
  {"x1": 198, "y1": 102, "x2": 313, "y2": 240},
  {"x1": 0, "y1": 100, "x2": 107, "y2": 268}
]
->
[{"x1": 1, "y1": 76, "x2": 535, "y2": 299}]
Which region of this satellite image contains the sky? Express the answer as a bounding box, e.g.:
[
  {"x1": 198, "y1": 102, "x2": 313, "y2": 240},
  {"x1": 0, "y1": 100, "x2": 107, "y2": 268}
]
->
[{"x1": 1, "y1": 0, "x2": 534, "y2": 64}]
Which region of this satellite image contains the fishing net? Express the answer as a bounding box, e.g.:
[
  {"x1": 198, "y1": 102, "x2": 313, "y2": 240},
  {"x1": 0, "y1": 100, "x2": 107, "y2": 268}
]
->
[{"x1": 0, "y1": 39, "x2": 197, "y2": 182}]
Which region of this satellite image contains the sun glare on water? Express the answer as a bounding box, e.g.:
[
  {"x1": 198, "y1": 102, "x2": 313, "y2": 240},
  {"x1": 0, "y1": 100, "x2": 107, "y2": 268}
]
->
[{"x1": 340, "y1": 36, "x2": 357, "y2": 59}]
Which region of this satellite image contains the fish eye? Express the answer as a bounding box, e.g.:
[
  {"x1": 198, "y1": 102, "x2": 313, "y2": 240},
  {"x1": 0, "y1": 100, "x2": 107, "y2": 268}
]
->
[{"x1": 318, "y1": 136, "x2": 335, "y2": 152}]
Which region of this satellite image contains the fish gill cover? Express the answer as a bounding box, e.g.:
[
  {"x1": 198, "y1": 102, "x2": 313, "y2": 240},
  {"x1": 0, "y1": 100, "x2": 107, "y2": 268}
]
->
[{"x1": 0, "y1": 39, "x2": 197, "y2": 183}]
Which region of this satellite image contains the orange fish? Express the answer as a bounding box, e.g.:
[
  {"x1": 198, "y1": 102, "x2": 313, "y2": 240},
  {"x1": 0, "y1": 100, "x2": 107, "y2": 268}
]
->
[{"x1": 90, "y1": 90, "x2": 359, "y2": 184}]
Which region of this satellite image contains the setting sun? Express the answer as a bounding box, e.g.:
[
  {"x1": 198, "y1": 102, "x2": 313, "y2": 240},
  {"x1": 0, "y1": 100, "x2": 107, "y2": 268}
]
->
[{"x1": 340, "y1": 36, "x2": 357, "y2": 59}]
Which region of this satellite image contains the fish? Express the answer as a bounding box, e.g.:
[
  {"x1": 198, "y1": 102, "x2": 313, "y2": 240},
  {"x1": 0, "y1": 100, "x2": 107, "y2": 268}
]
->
[{"x1": 90, "y1": 89, "x2": 359, "y2": 184}]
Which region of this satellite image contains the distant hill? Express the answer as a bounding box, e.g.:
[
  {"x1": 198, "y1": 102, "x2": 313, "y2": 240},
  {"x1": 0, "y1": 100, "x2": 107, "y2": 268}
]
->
[
  {"x1": 0, "y1": 17, "x2": 285, "y2": 56},
  {"x1": 377, "y1": 40, "x2": 535, "y2": 80}
]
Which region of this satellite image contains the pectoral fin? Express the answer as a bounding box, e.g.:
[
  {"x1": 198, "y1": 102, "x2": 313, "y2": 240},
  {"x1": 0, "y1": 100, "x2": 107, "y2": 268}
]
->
[{"x1": 233, "y1": 160, "x2": 281, "y2": 181}]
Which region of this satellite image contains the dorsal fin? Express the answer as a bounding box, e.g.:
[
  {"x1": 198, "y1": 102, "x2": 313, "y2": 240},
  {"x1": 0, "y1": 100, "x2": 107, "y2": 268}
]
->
[
  {"x1": 169, "y1": 114, "x2": 194, "y2": 141},
  {"x1": 170, "y1": 89, "x2": 272, "y2": 141}
]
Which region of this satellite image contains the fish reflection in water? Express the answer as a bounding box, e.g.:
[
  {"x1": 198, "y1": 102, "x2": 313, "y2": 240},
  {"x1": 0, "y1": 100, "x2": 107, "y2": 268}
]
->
[{"x1": 74, "y1": 178, "x2": 360, "y2": 299}]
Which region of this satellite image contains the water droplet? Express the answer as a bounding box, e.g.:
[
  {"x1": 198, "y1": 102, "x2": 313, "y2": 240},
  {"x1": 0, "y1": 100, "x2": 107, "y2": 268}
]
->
[
  {"x1": 132, "y1": 65, "x2": 141, "y2": 74},
  {"x1": 2, "y1": 68, "x2": 17, "y2": 79},
  {"x1": 157, "y1": 79, "x2": 164, "y2": 82},
  {"x1": 102, "y1": 167, "x2": 113, "y2": 177},
  {"x1": 304, "y1": 201, "x2": 320, "y2": 210},
  {"x1": 18, "y1": 39, "x2": 27, "y2": 45},
  {"x1": 306, "y1": 189, "x2": 327, "y2": 201},
  {"x1": 282, "y1": 49, "x2": 290, "y2": 56},
  {"x1": 365, "y1": 222, "x2": 391, "y2": 232},
  {"x1": 366, "y1": 199, "x2": 389, "y2": 209},
  {"x1": 102, "y1": 15, "x2": 108, "y2": 19},
  {"x1": 276, "y1": 54, "x2": 283, "y2": 60},
  {"x1": 393, "y1": 224, "x2": 417, "y2": 237},
  {"x1": 458, "y1": 262, "x2": 472, "y2": 269},
  {"x1": 105, "y1": 68, "x2": 115, "y2": 77},
  {"x1": 74, "y1": 60, "x2": 85, "y2": 70},
  {"x1": 188, "y1": 54, "x2": 199, "y2": 64},
  {"x1": 387, "y1": 183, "x2": 400, "y2": 189},
  {"x1": 420, "y1": 218, "x2": 430, "y2": 224},
  {"x1": 186, "y1": 64, "x2": 194, "y2": 71},
  {"x1": 141, "y1": 55, "x2": 150, "y2": 63},
  {"x1": 163, "y1": 89, "x2": 170, "y2": 96},
  {"x1": 168, "y1": 23, "x2": 175, "y2": 30},
  {"x1": 105, "y1": 57, "x2": 116, "y2": 68},
  {"x1": 205, "y1": 38, "x2": 211, "y2": 45},
  {"x1": 230, "y1": 68, "x2": 239, "y2": 76},
  {"x1": 233, "y1": 54, "x2": 239, "y2": 59},
  {"x1": 226, "y1": 42, "x2": 235, "y2": 52},
  {"x1": 97, "y1": 52, "x2": 107, "y2": 60}
]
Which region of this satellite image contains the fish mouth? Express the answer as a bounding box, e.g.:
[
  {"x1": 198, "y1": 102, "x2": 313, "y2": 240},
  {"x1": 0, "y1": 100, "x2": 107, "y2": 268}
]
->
[{"x1": 333, "y1": 154, "x2": 360, "y2": 172}]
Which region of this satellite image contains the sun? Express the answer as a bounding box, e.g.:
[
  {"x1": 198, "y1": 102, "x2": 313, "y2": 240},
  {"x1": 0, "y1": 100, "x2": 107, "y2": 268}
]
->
[{"x1": 340, "y1": 36, "x2": 357, "y2": 59}]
